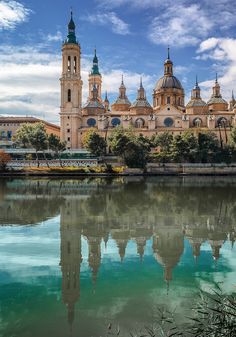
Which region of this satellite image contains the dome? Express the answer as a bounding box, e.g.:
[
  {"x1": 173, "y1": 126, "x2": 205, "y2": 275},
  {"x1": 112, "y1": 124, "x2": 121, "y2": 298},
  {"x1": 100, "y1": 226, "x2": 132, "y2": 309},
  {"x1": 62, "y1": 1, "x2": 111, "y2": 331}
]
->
[
  {"x1": 155, "y1": 75, "x2": 183, "y2": 91},
  {"x1": 83, "y1": 100, "x2": 104, "y2": 109},
  {"x1": 131, "y1": 99, "x2": 152, "y2": 109},
  {"x1": 113, "y1": 97, "x2": 131, "y2": 106},
  {"x1": 207, "y1": 97, "x2": 228, "y2": 105},
  {"x1": 186, "y1": 99, "x2": 207, "y2": 108}
]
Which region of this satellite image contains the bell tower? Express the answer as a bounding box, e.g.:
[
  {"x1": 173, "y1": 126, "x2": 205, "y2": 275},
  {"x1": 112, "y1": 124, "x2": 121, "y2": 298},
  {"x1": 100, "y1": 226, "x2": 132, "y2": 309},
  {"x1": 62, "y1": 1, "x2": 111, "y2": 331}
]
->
[{"x1": 60, "y1": 12, "x2": 83, "y2": 149}]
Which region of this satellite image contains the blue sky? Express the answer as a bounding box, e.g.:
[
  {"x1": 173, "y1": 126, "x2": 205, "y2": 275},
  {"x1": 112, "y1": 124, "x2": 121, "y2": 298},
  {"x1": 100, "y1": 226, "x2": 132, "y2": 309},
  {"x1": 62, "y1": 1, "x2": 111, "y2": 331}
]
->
[{"x1": 0, "y1": 0, "x2": 236, "y2": 123}]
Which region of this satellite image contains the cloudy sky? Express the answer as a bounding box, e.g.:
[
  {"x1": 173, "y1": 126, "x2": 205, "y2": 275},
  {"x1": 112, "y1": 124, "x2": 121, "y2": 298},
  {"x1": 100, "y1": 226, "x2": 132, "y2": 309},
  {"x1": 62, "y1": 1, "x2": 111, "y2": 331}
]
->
[{"x1": 0, "y1": 0, "x2": 236, "y2": 124}]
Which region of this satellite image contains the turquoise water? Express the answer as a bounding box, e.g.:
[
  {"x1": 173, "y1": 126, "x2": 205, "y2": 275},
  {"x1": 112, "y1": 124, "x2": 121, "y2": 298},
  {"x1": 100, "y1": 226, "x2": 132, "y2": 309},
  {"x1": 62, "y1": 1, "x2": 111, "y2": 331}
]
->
[{"x1": 0, "y1": 177, "x2": 236, "y2": 337}]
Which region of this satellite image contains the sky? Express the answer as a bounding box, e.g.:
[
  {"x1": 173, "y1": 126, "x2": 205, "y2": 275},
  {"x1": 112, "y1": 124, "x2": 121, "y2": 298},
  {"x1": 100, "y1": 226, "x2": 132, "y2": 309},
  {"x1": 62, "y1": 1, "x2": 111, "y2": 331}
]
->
[{"x1": 0, "y1": 0, "x2": 236, "y2": 124}]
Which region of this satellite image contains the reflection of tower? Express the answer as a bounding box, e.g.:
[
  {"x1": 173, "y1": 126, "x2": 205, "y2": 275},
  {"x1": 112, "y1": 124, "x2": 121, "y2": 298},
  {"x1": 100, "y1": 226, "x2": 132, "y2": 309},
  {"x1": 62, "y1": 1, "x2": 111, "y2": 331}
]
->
[
  {"x1": 153, "y1": 226, "x2": 184, "y2": 284},
  {"x1": 60, "y1": 200, "x2": 82, "y2": 332},
  {"x1": 132, "y1": 226, "x2": 153, "y2": 261},
  {"x1": 87, "y1": 236, "x2": 102, "y2": 285},
  {"x1": 184, "y1": 224, "x2": 208, "y2": 261},
  {"x1": 112, "y1": 229, "x2": 130, "y2": 262}
]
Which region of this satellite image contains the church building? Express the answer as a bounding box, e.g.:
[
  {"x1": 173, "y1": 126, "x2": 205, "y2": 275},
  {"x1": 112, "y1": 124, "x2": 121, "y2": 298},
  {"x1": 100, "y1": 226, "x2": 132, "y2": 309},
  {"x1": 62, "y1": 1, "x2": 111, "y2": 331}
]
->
[{"x1": 60, "y1": 13, "x2": 236, "y2": 150}]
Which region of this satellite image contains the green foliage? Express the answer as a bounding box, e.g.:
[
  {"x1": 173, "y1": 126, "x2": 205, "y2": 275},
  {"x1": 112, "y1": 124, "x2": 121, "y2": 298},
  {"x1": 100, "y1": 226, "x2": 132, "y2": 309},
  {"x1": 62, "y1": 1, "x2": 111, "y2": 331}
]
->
[
  {"x1": 153, "y1": 132, "x2": 174, "y2": 163},
  {"x1": 48, "y1": 134, "x2": 66, "y2": 156},
  {"x1": 109, "y1": 127, "x2": 150, "y2": 168},
  {"x1": 188, "y1": 285, "x2": 236, "y2": 337},
  {"x1": 28, "y1": 123, "x2": 48, "y2": 152},
  {"x1": 171, "y1": 132, "x2": 199, "y2": 163},
  {"x1": 83, "y1": 129, "x2": 107, "y2": 157},
  {"x1": 197, "y1": 132, "x2": 220, "y2": 163},
  {"x1": 14, "y1": 123, "x2": 34, "y2": 148}
]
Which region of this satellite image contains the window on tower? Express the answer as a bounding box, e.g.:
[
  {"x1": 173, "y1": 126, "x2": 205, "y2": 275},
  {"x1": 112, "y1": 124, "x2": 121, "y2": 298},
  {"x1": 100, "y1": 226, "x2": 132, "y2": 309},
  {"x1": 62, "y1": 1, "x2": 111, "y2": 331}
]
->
[
  {"x1": 68, "y1": 56, "x2": 71, "y2": 72},
  {"x1": 68, "y1": 89, "x2": 71, "y2": 102},
  {"x1": 74, "y1": 56, "x2": 77, "y2": 73},
  {"x1": 167, "y1": 96, "x2": 171, "y2": 104}
]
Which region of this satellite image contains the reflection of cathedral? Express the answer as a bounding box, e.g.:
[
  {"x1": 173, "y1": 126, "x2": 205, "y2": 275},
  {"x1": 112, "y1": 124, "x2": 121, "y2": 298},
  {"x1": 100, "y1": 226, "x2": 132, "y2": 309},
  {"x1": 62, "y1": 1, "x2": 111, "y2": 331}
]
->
[
  {"x1": 1, "y1": 178, "x2": 235, "y2": 331},
  {"x1": 60, "y1": 13, "x2": 236, "y2": 149}
]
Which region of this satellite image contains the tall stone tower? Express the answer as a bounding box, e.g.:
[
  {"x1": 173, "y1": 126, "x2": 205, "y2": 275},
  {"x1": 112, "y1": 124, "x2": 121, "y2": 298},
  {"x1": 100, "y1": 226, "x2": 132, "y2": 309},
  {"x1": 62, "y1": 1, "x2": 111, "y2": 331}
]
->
[
  {"x1": 88, "y1": 49, "x2": 102, "y2": 102},
  {"x1": 60, "y1": 12, "x2": 83, "y2": 149}
]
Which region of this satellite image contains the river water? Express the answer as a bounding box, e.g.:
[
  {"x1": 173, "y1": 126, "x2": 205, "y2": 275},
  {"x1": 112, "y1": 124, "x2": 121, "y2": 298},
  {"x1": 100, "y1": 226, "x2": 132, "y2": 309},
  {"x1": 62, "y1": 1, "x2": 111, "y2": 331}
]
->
[{"x1": 0, "y1": 177, "x2": 235, "y2": 337}]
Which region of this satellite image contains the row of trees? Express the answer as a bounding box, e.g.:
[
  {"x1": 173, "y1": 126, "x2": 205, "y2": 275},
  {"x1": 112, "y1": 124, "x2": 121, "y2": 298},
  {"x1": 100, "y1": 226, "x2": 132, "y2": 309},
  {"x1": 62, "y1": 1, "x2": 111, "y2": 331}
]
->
[
  {"x1": 83, "y1": 126, "x2": 236, "y2": 168},
  {"x1": 15, "y1": 123, "x2": 66, "y2": 167}
]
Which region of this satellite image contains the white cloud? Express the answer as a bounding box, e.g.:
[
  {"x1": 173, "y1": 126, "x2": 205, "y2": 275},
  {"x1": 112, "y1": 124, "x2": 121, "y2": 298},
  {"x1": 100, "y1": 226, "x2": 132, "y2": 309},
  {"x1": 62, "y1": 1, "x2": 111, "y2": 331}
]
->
[
  {"x1": 149, "y1": 4, "x2": 213, "y2": 47},
  {"x1": 96, "y1": 0, "x2": 236, "y2": 47},
  {"x1": 46, "y1": 31, "x2": 63, "y2": 42},
  {"x1": 0, "y1": 44, "x2": 155, "y2": 123},
  {"x1": 0, "y1": 0, "x2": 31, "y2": 30},
  {"x1": 84, "y1": 12, "x2": 130, "y2": 35},
  {"x1": 197, "y1": 38, "x2": 236, "y2": 101}
]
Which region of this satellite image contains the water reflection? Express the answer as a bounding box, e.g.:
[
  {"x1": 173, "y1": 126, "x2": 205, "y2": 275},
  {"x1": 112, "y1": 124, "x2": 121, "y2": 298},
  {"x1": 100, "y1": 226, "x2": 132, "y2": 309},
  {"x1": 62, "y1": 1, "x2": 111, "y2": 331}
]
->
[{"x1": 0, "y1": 177, "x2": 236, "y2": 336}]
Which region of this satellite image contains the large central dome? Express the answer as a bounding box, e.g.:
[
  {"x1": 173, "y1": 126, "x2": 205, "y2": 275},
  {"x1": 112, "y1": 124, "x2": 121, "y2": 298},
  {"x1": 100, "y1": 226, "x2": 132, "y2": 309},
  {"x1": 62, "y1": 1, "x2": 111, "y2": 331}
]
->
[{"x1": 155, "y1": 75, "x2": 183, "y2": 91}]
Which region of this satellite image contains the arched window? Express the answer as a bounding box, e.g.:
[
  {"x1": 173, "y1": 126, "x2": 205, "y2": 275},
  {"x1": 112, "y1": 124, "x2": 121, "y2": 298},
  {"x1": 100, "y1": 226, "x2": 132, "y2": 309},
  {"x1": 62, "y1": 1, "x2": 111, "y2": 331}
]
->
[
  {"x1": 67, "y1": 56, "x2": 71, "y2": 72},
  {"x1": 68, "y1": 89, "x2": 71, "y2": 102},
  {"x1": 193, "y1": 117, "x2": 202, "y2": 128},
  {"x1": 135, "y1": 118, "x2": 145, "y2": 128},
  {"x1": 111, "y1": 118, "x2": 121, "y2": 127},
  {"x1": 164, "y1": 117, "x2": 174, "y2": 127},
  {"x1": 217, "y1": 117, "x2": 228, "y2": 127},
  {"x1": 74, "y1": 56, "x2": 77, "y2": 73},
  {"x1": 87, "y1": 118, "x2": 96, "y2": 127},
  {"x1": 167, "y1": 96, "x2": 171, "y2": 104}
]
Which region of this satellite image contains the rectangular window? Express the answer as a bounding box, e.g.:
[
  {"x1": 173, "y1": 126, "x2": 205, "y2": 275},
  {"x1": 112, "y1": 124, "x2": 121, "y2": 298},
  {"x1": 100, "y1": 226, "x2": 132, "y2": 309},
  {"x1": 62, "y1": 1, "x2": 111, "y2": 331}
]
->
[
  {"x1": 67, "y1": 137, "x2": 70, "y2": 142},
  {"x1": 167, "y1": 96, "x2": 171, "y2": 104},
  {"x1": 67, "y1": 129, "x2": 70, "y2": 133}
]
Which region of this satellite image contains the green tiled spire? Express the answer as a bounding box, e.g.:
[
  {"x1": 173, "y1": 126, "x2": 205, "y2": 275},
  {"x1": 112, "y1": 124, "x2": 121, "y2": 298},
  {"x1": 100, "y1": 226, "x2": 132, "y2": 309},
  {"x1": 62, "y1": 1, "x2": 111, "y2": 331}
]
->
[
  {"x1": 91, "y1": 49, "x2": 101, "y2": 75},
  {"x1": 66, "y1": 11, "x2": 77, "y2": 44}
]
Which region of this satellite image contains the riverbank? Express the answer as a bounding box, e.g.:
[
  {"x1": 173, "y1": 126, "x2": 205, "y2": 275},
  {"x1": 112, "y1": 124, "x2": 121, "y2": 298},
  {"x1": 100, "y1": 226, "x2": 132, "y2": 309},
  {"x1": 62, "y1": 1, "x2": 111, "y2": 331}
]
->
[{"x1": 2, "y1": 163, "x2": 236, "y2": 177}]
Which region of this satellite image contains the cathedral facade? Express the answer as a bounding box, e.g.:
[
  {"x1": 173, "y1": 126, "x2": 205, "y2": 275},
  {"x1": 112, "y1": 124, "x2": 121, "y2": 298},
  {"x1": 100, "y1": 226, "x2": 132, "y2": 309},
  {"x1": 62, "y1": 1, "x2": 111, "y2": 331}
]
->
[{"x1": 60, "y1": 13, "x2": 236, "y2": 150}]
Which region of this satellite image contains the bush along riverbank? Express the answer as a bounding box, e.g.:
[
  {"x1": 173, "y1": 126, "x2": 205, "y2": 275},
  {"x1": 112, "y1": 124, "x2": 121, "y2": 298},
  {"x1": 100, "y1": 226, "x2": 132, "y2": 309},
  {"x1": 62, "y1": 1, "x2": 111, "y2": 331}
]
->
[{"x1": 107, "y1": 286, "x2": 236, "y2": 337}]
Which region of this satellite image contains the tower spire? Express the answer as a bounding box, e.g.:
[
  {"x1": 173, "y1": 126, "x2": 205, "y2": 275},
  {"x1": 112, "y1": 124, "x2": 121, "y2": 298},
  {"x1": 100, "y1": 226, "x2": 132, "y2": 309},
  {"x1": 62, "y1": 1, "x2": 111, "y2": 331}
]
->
[
  {"x1": 66, "y1": 10, "x2": 77, "y2": 44},
  {"x1": 215, "y1": 72, "x2": 218, "y2": 84},
  {"x1": 140, "y1": 76, "x2": 143, "y2": 88},
  {"x1": 167, "y1": 46, "x2": 170, "y2": 60}
]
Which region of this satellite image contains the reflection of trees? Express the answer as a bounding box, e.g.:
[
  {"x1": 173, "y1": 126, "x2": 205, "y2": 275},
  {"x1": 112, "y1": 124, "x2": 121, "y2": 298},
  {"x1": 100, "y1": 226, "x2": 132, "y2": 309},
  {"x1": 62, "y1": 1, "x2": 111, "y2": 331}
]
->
[{"x1": 0, "y1": 179, "x2": 64, "y2": 225}]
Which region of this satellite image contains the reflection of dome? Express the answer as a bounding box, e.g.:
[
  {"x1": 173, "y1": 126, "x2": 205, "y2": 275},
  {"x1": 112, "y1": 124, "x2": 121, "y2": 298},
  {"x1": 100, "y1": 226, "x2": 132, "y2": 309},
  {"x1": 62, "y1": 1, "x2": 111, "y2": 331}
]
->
[{"x1": 155, "y1": 76, "x2": 183, "y2": 90}]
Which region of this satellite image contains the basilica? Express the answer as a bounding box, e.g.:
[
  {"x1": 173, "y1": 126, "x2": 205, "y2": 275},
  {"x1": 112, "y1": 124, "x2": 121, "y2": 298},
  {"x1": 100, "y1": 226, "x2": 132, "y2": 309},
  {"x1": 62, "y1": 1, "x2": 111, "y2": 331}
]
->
[{"x1": 60, "y1": 13, "x2": 236, "y2": 150}]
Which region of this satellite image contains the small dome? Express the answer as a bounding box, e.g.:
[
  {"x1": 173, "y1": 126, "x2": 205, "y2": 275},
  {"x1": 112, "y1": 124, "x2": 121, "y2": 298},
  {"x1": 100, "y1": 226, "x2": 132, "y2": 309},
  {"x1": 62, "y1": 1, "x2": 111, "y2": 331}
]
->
[
  {"x1": 186, "y1": 99, "x2": 207, "y2": 108},
  {"x1": 207, "y1": 97, "x2": 228, "y2": 105},
  {"x1": 131, "y1": 99, "x2": 152, "y2": 109},
  {"x1": 113, "y1": 97, "x2": 131, "y2": 106},
  {"x1": 83, "y1": 100, "x2": 105, "y2": 109},
  {"x1": 155, "y1": 75, "x2": 183, "y2": 91}
]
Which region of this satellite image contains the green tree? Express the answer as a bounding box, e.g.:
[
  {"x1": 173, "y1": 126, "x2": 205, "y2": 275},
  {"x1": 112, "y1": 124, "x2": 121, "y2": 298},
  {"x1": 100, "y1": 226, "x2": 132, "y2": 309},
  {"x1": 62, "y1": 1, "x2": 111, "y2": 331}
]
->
[
  {"x1": 109, "y1": 127, "x2": 150, "y2": 168},
  {"x1": 28, "y1": 123, "x2": 49, "y2": 167},
  {"x1": 153, "y1": 132, "x2": 174, "y2": 163},
  {"x1": 48, "y1": 134, "x2": 66, "y2": 166},
  {"x1": 198, "y1": 132, "x2": 220, "y2": 163},
  {"x1": 14, "y1": 123, "x2": 33, "y2": 148},
  {"x1": 171, "y1": 132, "x2": 198, "y2": 163},
  {"x1": 123, "y1": 138, "x2": 150, "y2": 168},
  {"x1": 83, "y1": 129, "x2": 107, "y2": 157},
  {"x1": 109, "y1": 126, "x2": 135, "y2": 157}
]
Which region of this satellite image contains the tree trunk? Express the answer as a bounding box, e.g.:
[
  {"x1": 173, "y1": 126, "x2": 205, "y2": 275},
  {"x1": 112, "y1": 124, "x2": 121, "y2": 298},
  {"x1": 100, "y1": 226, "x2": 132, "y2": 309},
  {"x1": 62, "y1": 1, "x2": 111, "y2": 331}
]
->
[
  {"x1": 36, "y1": 151, "x2": 39, "y2": 168},
  {"x1": 43, "y1": 151, "x2": 50, "y2": 168}
]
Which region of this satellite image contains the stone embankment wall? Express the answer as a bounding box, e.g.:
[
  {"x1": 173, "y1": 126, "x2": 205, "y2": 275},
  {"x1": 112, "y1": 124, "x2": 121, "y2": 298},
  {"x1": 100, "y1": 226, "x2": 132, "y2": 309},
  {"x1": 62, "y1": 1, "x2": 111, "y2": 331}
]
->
[{"x1": 146, "y1": 163, "x2": 236, "y2": 175}]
